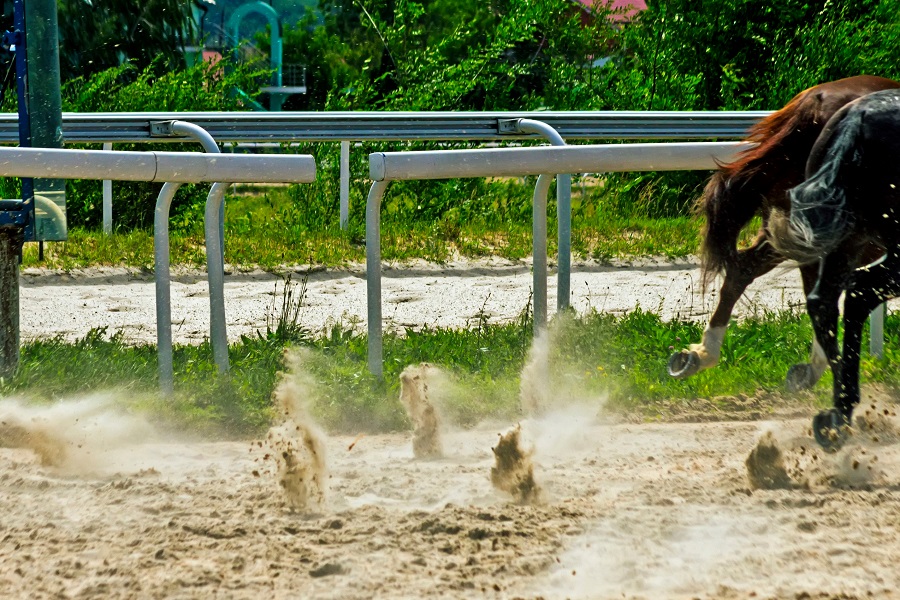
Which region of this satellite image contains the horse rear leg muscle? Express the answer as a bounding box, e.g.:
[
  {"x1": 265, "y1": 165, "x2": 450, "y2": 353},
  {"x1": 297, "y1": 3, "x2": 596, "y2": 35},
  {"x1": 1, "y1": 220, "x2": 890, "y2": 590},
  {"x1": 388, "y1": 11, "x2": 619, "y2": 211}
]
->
[{"x1": 668, "y1": 241, "x2": 780, "y2": 379}]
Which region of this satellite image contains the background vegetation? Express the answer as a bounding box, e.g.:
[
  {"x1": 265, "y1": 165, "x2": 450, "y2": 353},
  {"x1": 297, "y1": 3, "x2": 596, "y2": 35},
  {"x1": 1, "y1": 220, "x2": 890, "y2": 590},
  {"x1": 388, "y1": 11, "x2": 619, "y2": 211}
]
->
[
  {"x1": 2, "y1": 0, "x2": 897, "y2": 236},
  {"x1": 0, "y1": 0, "x2": 898, "y2": 432}
]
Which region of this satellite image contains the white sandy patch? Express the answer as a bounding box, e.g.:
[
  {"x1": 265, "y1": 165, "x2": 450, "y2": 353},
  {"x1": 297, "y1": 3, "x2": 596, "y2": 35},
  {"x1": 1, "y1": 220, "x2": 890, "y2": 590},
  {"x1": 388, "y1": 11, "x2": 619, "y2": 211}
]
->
[{"x1": 18, "y1": 257, "x2": 825, "y2": 345}]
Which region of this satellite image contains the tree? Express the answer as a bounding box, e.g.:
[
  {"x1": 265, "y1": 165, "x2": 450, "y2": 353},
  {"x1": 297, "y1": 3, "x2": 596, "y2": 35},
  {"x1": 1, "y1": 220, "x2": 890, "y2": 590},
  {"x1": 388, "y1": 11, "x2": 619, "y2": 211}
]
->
[
  {"x1": 610, "y1": 0, "x2": 900, "y2": 111},
  {"x1": 277, "y1": 0, "x2": 620, "y2": 111},
  {"x1": 55, "y1": 0, "x2": 194, "y2": 82}
]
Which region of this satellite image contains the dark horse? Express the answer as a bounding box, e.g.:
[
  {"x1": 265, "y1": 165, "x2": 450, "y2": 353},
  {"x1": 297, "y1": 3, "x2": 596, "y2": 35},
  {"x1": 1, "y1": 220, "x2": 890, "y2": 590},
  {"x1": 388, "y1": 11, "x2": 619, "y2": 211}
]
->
[
  {"x1": 668, "y1": 75, "x2": 900, "y2": 390},
  {"x1": 770, "y1": 89, "x2": 900, "y2": 450}
]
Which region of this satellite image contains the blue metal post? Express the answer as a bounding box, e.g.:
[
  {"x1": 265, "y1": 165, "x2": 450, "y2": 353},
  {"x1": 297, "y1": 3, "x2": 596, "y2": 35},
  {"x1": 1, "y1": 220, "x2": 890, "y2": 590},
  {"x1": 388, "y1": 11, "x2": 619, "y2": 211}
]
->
[
  {"x1": 0, "y1": 0, "x2": 29, "y2": 377},
  {"x1": 12, "y1": 0, "x2": 33, "y2": 238}
]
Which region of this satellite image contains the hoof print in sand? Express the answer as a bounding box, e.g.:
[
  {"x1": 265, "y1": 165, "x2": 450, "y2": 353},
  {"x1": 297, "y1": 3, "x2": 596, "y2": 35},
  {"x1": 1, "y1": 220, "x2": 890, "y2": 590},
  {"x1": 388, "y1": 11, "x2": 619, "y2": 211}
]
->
[
  {"x1": 399, "y1": 363, "x2": 443, "y2": 459},
  {"x1": 491, "y1": 425, "x2": 541, "y2": 504}
]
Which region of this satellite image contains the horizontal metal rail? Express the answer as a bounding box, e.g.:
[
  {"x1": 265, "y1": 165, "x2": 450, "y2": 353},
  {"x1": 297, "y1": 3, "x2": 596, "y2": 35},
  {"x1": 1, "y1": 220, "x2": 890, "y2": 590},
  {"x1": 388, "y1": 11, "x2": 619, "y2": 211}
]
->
[
  {"x1": 365, "y1": 141, "x2": 747, "y2": 376},
  {"x1": 0, "y1": 146, "x2": 316, "y2": 183},
  {"x1": 370, "y1": 142, "x2": 746, "y2": 181},
  {"x1": 0, "y1": 111, "x2": 772, "y2": 143}
]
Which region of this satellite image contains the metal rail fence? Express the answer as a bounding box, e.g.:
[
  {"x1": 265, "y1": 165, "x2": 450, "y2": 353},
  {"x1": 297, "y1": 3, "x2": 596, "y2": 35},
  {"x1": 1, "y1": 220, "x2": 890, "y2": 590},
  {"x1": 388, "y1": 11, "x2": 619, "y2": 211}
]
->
[
  {"x1": 365, "y1": 142, "x2": 745, "y2": 377},
  {"x1": 0, "y1": 110, "x2": 884, "y2": 377},
  {"x1": 0, "y1": 111, "x2": 771, "y2": 143},
  {"x1": 0, "y1": 145, "x2": 316, "y2": 389}
]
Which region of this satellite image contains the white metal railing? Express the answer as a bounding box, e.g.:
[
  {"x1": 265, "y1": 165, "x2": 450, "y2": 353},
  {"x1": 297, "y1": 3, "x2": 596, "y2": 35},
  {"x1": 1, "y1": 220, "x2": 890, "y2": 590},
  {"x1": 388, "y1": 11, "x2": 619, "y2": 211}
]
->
[
  {"x1": 152, "y1": 122, "x2": 222, "y2": 395},
  {"x1": 3, "y1": 110, "x2": 769, "y2": 238},
  {"x1": 364, "y1": 141, "x2": 745, "y2": 376},
  {"x1": 0, "y1": 146, "x2": 313, "y2": 182},
  {"x1": 0, "y1": 144, "x2": 316, "y2": 389}
]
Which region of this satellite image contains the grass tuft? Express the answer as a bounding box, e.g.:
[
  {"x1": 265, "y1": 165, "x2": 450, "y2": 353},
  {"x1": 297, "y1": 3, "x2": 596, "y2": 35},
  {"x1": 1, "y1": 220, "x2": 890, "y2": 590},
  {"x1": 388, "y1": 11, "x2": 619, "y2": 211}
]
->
[{"x1": 7, "y1": 307, "x2": 900, "y2": 437}]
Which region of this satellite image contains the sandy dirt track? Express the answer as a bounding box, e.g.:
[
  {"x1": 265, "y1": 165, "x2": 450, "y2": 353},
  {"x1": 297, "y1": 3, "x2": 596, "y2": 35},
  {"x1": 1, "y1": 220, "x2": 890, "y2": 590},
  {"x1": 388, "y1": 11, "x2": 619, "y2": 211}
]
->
[
  {"x1": 3, "y1": 403, "x2": 900, "y2": 600},
  {"x1": 5, "y1": 259, "x2": 900, "y2": 599},
  {"x1": 20, "y1": 257, "x2": 820, "y2": 345}
]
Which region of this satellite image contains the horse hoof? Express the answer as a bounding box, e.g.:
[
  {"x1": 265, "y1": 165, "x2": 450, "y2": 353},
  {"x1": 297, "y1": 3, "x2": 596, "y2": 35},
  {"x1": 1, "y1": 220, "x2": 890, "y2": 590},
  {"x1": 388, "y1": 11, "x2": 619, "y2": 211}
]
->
[
  {"x1": 668, "y1": 350, "x2": 700, "y2": 379},
  {"x1": 813, "y1": 409, "x2": 851, "y2": 453},
  {"x1": 785, "y1": 363, "x2": 817, "y2": 392}
]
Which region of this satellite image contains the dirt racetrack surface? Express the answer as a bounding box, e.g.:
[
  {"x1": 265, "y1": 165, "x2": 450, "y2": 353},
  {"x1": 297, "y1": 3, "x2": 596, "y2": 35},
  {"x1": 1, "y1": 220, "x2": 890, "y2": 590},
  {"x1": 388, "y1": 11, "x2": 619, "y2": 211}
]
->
[
  {"x1": 18, "y1": 257, "x2": 829, "y2": 344},
  {"x1": 3, "y1": 403, "x2": 900, "y2": 600},
  {"x1": 6, "y1": 259, "x2": 900, "y2": 599}
]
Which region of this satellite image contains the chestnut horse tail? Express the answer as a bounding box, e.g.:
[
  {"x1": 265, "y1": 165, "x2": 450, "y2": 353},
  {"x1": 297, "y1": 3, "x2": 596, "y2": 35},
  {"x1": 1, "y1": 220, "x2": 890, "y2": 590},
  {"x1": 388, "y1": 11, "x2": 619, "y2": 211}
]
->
[
  {"x1": 698, "y1": 90, "x2": 816, "y2": 287},
  {"x1": 697, "y1": 171, "x2": 758, "y2": 289},
  {"x1": 769, "y1": 108, "x2": 864, "y2": 265}
]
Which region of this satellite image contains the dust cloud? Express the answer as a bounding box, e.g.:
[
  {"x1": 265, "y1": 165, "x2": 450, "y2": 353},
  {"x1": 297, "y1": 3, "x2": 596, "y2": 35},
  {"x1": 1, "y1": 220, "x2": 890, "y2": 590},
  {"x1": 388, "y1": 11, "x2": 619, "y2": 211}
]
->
[
  {"x1": 491, "y1": 424, "x2": 542, "y2": 504},
  {"x1": 506, "y1": 317, "x2": 607, "y2": 503},
  {"x1": 398, "y1": 363, "x2": 444, "y2": 459},
  {"x1": 0, "y1": 396, "x2": 155, "y2": 474},
  {"x1": 854, "y1": 399, "x2": 900, "y2": 443},
  {"x1": 265, "y1": 348, "x2": 328, "y2": 512},
  {"x1": 519, "y1": 327, "x2": 551, "y2": 415},
  {"x1": 746, "y1": 420, "x2": 890, "y2": 490},
  {"x1": 745, "y1": 431, "x2": 792, "y2": 489}
]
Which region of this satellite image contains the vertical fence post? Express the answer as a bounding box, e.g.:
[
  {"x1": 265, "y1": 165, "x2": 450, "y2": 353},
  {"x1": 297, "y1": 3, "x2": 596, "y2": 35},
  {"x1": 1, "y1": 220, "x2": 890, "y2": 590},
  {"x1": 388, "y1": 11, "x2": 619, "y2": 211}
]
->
[
  {"x1": 532, "y1": 174, "x2": 551, "y2": 333},
  {"x1": 0, "y1": 228, "x2": 21, "y2": 379},
  {"x1": 154, "y1": 182, "x2": 182, "y2": 395},
  {"x1": 340, "y1": 140, "x2": 350, "y2": 230},
  {"x1": 870, "y1": 303, "x2": 885, "y2": 359},
  {"x1": 205, "y1": 182, "x2": 230, "y2": 374},
  {"x1": 506, "y1": 119, "x2": 571, "y2": 312},
  {"x1": 102, "y1": 142, "x2": 112, "y2": 234},
  {"x1": 365, "y1": 180, "x2": 389, "y2": 378}
]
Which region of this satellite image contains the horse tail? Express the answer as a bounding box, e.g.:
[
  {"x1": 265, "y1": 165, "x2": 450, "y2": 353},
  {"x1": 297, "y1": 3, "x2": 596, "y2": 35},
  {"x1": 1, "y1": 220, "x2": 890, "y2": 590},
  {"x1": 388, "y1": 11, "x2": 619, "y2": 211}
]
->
[
  {"x1": 696, "y1": 173, "x2": 751, "y2": 289},
  {"x1": 697, "y1": 92, "x2": 813, "y2": 289},
  {"x1": 769, "y1": 107, "x2": 864, "y2": 264}
]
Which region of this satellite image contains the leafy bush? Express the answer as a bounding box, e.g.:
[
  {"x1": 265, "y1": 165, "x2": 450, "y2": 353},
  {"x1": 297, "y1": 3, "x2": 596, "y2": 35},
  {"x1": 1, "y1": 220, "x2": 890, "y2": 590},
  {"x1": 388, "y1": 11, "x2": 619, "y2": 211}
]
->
[
  {"x1": 1, "y1": 59, "x2": 268, "y2": 230},
  {"x1": 6, "y1": 0, "x2": 900, "y2": 232},
  {"x1": 274, "y1": 0, "x2": 900, "y2": 220}
]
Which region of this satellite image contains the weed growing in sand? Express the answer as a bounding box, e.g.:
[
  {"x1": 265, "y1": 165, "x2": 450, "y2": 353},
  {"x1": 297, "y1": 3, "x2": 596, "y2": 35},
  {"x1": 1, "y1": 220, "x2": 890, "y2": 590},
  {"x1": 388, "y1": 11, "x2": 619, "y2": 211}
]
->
[{"x1": 6, "y1": 310, "x2": 900, "y2": 435}]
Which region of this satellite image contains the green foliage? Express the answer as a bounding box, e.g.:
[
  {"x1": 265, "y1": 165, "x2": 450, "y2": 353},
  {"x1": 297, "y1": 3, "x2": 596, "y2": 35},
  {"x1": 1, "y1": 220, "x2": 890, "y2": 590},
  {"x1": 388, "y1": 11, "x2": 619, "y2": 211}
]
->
[
  {"x1": 278, "y1": 0, "x2": 620, "y2": 111},
  {"x1": 612, "y1": 0, "x2": 900, "y2": 111},
  {"x1": 763, "y1": 0, "x2": 900, "y2": 103},
  {"x1": 266, "y1": 0, "x2": 899, "y2": 221},
  {"x1": 276, "y1": 0, "x2": 899, "y2": 114},
  {"x1": 55, "y1": 0, "x2": 193, "y2": 82},
  {"x1": 0, "y1": 59, "x2": 267, "y2": 230}
]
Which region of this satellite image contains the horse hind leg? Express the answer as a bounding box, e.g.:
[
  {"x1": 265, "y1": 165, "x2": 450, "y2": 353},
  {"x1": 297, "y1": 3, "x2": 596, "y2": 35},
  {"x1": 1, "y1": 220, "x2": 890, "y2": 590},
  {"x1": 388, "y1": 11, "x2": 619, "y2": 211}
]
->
[
  {"x1": 804, "y1": 248, "x2": 858, "y2": 451},
  {"x1": 785, "y1": 262, "x2": 831, "y2": 391},
  {"x1": 821, "y1": 250, "x2": 900, "y2": 445},
  {"x1": 669, "y1": 241, "x2": 780, "y2": 379}
]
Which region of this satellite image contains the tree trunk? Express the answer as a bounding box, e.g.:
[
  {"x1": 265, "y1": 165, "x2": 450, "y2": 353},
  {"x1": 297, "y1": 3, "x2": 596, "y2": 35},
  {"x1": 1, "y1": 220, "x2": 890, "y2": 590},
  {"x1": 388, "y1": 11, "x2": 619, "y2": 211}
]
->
[{"x1": 0, "y1": 228, "x2": 21, "y2": 379}]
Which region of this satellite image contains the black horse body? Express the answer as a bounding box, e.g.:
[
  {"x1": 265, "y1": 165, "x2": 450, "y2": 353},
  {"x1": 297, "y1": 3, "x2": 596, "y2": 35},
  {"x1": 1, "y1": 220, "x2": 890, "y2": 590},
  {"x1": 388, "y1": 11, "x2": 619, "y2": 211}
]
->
[{"x1": 770, "y1": 89, "x2": 900, "y2": 449}]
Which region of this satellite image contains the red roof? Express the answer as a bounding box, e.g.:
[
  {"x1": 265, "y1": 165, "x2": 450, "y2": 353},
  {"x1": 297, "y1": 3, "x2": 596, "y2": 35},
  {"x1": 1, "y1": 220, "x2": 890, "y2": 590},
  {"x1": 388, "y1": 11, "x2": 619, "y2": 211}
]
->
[{"x1": 573, "y1": 0, "x2": 647, "y2": 21}]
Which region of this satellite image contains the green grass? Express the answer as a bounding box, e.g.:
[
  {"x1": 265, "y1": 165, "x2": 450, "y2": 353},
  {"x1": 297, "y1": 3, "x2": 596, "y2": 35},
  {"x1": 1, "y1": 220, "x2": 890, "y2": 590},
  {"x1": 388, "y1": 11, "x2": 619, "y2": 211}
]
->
[
  {"x1": 6, "y1": 306, "x2": 900, "y2": 437},
  {"x1": 8, "y1": 179, "x2": 885, "y2": 435},
  {"x1": 21, "y1": 183, "x2": 713, "y2": 269}
]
